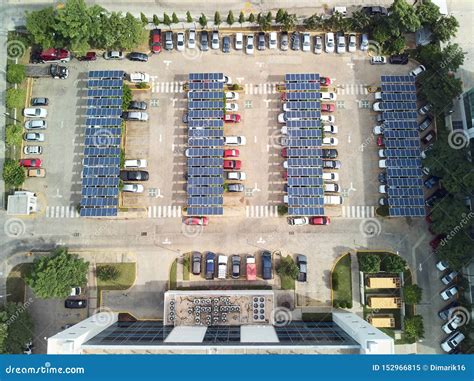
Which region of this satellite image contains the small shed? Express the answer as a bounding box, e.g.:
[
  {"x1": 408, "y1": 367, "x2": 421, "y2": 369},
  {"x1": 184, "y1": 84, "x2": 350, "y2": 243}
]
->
[
  {"x1": 367, "y1": 276, "x2": 401, "y2": 289},
  {"x1": 368, "y1": 296, "x2": 402, "y2": 309},
  {"x1": 368, "y1": 314, "x2": 396, "y2": 328},
  {"x1": 7, "y1": 191, "x2": 37, "y2": 215}
]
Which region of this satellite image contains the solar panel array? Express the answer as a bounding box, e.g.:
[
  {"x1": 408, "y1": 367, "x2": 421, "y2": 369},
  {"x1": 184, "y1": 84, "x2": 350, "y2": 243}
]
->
[
  {"x1": 284, "y1": 74, "x2": 325, "y2": 216},
  {"x1": 186, "y1": 73, "x2": 225, "y2": 216},
  {"x1": 80, "y1": 70, "x2": 124, "y2": 217},
  {"x1": 380, "y1": 75, "x2": 424, "y2": 217}
]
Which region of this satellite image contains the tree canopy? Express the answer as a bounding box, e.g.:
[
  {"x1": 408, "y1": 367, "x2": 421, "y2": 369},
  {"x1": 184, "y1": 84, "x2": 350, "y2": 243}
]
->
[
  {"x1": 358, "y1": 254, "x2": 381, "y2": 273},
  {"x1": 3, "y1": 159, "x2": 25, "y2": 187},
  {"x1": 403, "y1": 284, "x2": 422, "y2": 304},
  {"x1": 0, "y1": 302, "x2": 34, "y2": 354}
]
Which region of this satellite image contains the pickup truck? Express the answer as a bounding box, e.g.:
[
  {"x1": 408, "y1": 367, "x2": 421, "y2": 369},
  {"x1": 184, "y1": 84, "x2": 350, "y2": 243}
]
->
[
  {"x1": 296, "y1": 255, "x2": 307, "y2": 282},
  {"x1": 246, "y1": 255, "x2": 256, "y2": 280},
  {"x1": 39, "y1": 48, "x2": 71, "y2": 63},
  {"x1": 217, "y1": 255, "x2": 227, "y2": 279},
  {"x1": 26, "y1": 64, "x2": 69, "y2": 79}
]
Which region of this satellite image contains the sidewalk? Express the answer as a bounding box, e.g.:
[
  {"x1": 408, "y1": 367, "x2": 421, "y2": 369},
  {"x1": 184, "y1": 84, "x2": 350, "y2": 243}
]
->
[{"x1": 348, "y1": 251, "x2": 363, "y2": 317}]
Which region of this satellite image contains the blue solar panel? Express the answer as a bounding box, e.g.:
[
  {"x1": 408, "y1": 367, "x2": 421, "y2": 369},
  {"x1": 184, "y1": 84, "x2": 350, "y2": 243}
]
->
[
  {"x1": 284, "y1": 111, "x2": 321, "y2": 120},
  {"x1": 286, "y1": 120, "x2": 321, "y2": 128},
  {"x1": 82, "y1": 177, "x2": 119, "y2": 187},
  {"x1": 188, "y1": 110, "x2": 224, "y2": 119},
  {"x1": 188, "y1": 158, "x2": 223, "y2": 167},
  {"x1": 384, "y1": 139, "x2": 420, "y2": 149},
  {"x1": 287, "y1": 129, "x2": 322, "y2": 138},
  {"x1": 288, "y1": 177, "x2": 323, "y2": 186},
  {"x1": 85, "y1": 127, "x2": 122, "y2": 137},
  {"x1": 389, "y1": 207, "x2": 425, "y2": 217},
  {"x1": 189, "y1": 101, "x2": 224, "y2": 109},
  {"x1": 287, "y1": 148, "x2": 322, "y2": 157},
  {"x1": 383, "y1": 121, "x2": 418, "y2": 130},
  {"x1": 284, "y1": 101, "x2": 321, "y2": 110},
  {"x1": 287, "y1": 138, "x2": 322, "y2": 147},
  {"x1": 81, "y1": 187, "x2": 119, "y2": 197},
  {"x1": 381, "y1": 93, "x2": 417, "y2": 102},
  {"x1": 387, "y1": 168, "x2": 422, "y2": 178},
  {"x1": 83, "y1": 167, "x2": 120, "y2": 177},
  {"x1": 187, "y1": 177, "x2": 224, "y2": 186},
  {"x1": 83, "y1": 147, "x2": 121, "y2": 157},
  {"x1": 83, "y1": 157, "x2": 120, "y2": 167},
  {"x1": 387, "y1": 178, "x2": 423, "y2": 187},
  {"x1": 387, "y1": 187, "x2": 424, "y2": 197},
  {"x1": 285, "y1": 82, "x2": 320, "y2": 91},
  {"x1": 86, "y1": 108, "x2": 122, "y2": 117},
  {"x1": 188, "y1": 91, "x2": 223, "y2": 100},
  {"x1": 188, "y1": 138, "x2": 224, "y2": 147},
  {"x1": 80, "y1": 207, "x2": 118, "y2": 217},
  {"x1": 188, "y1": 119, "x2": 224, "y2": 128},
  {"x1": 187, "y1": 196, "x2": 223, "y2": 205},
  {"x1": 189, "y1": 73, "x2": 224, "y2": 82},
  {"x1": 288, "y1": 196, "x2": 324, "y2": 206},
  {"x1": 288, "y1": 187, "x2": 324, "y2": 196},
  {"x1": 187, "y1": 207, "x2": 223, "y2": 215},
  {"x1": 85, "y1": 118, "x2": 122, "y2": 126},
  {"x1": 80, "y1": 197, "x2": 119, "y2": 207},
  {"x1": 87, "y1": 98, "x2": 122, "y2": 107},
  {"x1": 288, "y1": 207, "x2": 325, "y2": 216},
  {"x1": 381, "y1": 84, "x2": 416, "y2": 93},
  {"x1": 287, "y1": 167, "x2": 323, "y2": 177},
  {"x1": 288, "y1": 158, "x2": 322, "y2": 167},
  {"x1": 389, "y1": 197, "x2": 425, "y2": 207},
  {"x1": 84, "y1": 137, "x2": 121, "y2": 147},
  {"x1": 285, "y1": 92, "x2": 321, "y2": 100},
  {"x1": 285, "y1": 73, "x2": 320, "y2": 82},
  {"x1": 87, "y1": 79, "x2": 122, "y2": 88},
  {"x1": 385, "y1": 158, "x2": 422, "y2": 168},
  {"x1": 188, "y1": 128, "x2": 224, "y2": 137},
  {"x1": 89, "y1": 70, "x2": 124, "y2": 79},
  {"x1": 87, "y1": 89, "x2": 123, "y2": 98},
  {"x1": 377, "y1": 102, "x2": 417, "y2": 111},
  {"x1": 383, "y1": 130, "x2": 418, "y2": 139},
  {"x1": 384, "y1": 149, "x2": 421, "y2": 158},
  {"x1": 188, "y1": 166, "x2": 223, "y2": 175},
  {"x1": 187, "y1": 186, "x2": 224, "y2": 195},
  {"x1": 381, "y1": 75, "x2": 415, "y2": 84},
  {"x1": 186, "y1": 148, "x2": 223, "y2": 157},
  {"x1": 188, "y1": 82, "x2": 223, "y2": 91},
  {"x1": 381, "y1": 111, "x2": 418, "y2": 120}
]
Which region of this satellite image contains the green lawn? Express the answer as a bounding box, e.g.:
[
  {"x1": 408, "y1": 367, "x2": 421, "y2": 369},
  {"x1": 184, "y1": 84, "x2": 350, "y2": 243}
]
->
[
  {"x1": 6, "y1": 263, "x2": 32, "y2": 303},
  {"x1": 169, "y1": 259, "x2": 177, "y2": 290},
  {"x1": 280, "y1": 274, "x2": 295, "y2": 290},
  {"x1": 96, "y1": 263, "x2": 136, "y2": 290},
  {"x1": 332, "y1": 254, "x2": 352, "y2": 306},
  {"x1": 183, "y1": 254, "x2": 190, "y2": 281}
]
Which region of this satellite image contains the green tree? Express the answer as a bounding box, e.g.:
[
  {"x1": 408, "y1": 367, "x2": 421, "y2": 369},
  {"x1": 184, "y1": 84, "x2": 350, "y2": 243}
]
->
[
  {"x1": 227, "y1": 10, "x2": 235, "y2": 26},
  {"x1": 199, "y1": 13, "x2": 207, "y2": 28},
  {"x1": 266, "y1": 12, "x2": 272, "y2": 23},
  {"x1": 276, "y1": 9, "x2": 286, "y2": 24},
  {"x1": 214, "y1": 11, "x2": 221, "y2": 26},
  {"x1": 372, "y1": 22, "x2": 393, "y2": 47},
  {"x1": 172, "y1": 12, "x2": 179, "y2": 24},
  {"x1": 418, "y1": 43, "x2": 465, "y2": 73},
  {"x1": 186, "y1": 11, "x2": 193, "y2": 23},
  {"x1": 403, "y1": 284, "x2": 422, "y2": 304},
  {"x1": 416, "y1": 0, "x2": 441, "y2": 25},
  {"x1": 3, "y1": 159, "x2": 25, "y2": 187},
  {"x1": 6, "y1": 88, "x2": 25, "y2": 109},
  {"x1": 304, "y1": 14, "x2": 324, "y2": 30},
  {"x1": 25, "y1": 7, "x2": 57, "y2": 48},
  {"x1": 25, "y1": 247, "x2": 89, "y2": 299},
  {"x1": 358, "y1": 254, "x2": 381, "y2": 273},
  {"x1": 389, "y1": 0, "x2": 421, "y2": 32},
  {"x1": 350, "y1": 10, "x2": 371, "y2": 32},
  {"x1": 153, "y1": 14, "x2": 160, "y2": 25},
  {"x1": 5, "y1": 124, "x2": 23, "y2": 147},
  {"x1": 281, "y1": 13, "x2": 297, "y2": 31},
  {"x1": 276, "y1": 256, "x2": 299, "y2": 280},
  {"x1": 0, "y1": 302, "x2": 34, "y2": 354},
  {"x1": 6, "y1": 64, "x2": 25, "y2": 84},
  {"x1": 432, "y1": 15, "x2": 459, "y2": 42},
  {"x1": 430, "y1": 196, "x2": 473, "y2": 235},
  {"x1": 119, "y1": 13, "x2": 145, "y2": 49},
  {"x1": 140, "y1": 12, "x2": 148, "y2": 25},
  {"x1": 163, "y1": 12, "x2": 171, "y2": 26},
  {"x1": 436, "y1": 234, "x2": 473, "y2": 270},
  {"x1": 419, "y1": 72, "x2": 463, "y2": 115},
  {"x1": 96, "y1": 265, "x2": 120, "y2": 281},
  {"x1": 238, "y1": 11, "x2": 245, "y2": 24},
  {"x1": 247, "y1": 13, "x2": 255, "y2": 23},
  {"x1": 122, "y1": 84, "x2": 132, "y2": 110},
  {"x1": 381, "y1": 255, "x2": 407, "y2": 273},
  {"x1": 258, "y1": 13, "x2": 271, "y2": 31},
  {"x1": 385, "y1": 35, "x2": 406, "y2": 55},
  {"x1": 404, "y1": 315, "x2": 424, "y2": 340}
]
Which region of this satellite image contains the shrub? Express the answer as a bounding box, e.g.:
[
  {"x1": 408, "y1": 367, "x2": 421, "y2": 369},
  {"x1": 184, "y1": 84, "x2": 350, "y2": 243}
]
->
[
  {"x1": 358, "y1": 254, "x2": 381, "y2": 273},
  {"x1": 376, "y1": 205, "x2": 389, "y2": 217},
  {"x1": 276, "y1": 256, "x2": 299, "y2": 280},
  {"x1": 346, "y1": 301, "x2": 353, "y2": 309},
  {"x1": 403, "y1": 284, "x2": 422, "y2": 304},
  {"x1": 382, "y1": 255, "x2": 407, "y2": 273},
  {"x1": 136, "y1": 82, "x2": 148, "y2": 89},
  {"x1": 96, "y1": 265, "x2": 120, "y2": 282},
  {"x1": 277, "y1": 205, "x2": 288, "y2": 216},
  {"x1": 3, "y1": 159, "x2": 25, "y2": 187},
  {"x1": 7, "y1": 64, "x2": 25, "y2": 84},
  {"x1": 122, "y1": 84, "x2": 132, "y2": 110},
  {"x1": 404, "y1": 315, "x2": 424, "y2": 340},
  {"x1": 6, "y1": 88, "x2": 26, "y2": 109},
  {"x1": 332, "y1": 272, "x2": 339, "y2": 291},
  {"x1": 5, "y1": 124, "x2": 22, "y2": 147}
]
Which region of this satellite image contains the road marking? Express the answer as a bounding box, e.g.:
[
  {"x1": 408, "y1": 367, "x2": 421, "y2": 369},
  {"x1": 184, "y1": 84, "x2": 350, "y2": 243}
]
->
[
  {"x1": 246, "y1": 205, "x2": 278, "y2": 218},
  {"x1": 147, "y1": 205, "x2": 182, "y2": 218},
  {"x1": 45, "y1": 206, "x2": 80, "y2": 219},
  {"x1": 162, "y1": 238, "x2": 172, "y2": 245},
  {"x1": 254, "y1": 136, "x2": 257, "y2": 143},
  {"x1": 159, "y1": 134, "x2": 162, "y2": 143},
  {"x1": 341, "y1": 205, "x2": 375, "y2": 219},
  {"x1": 263, "y1": 99, "x2": 271, "y2": 108},
  {"x1": 163, "y1": 60, "x2": 172, "y2": 67},
  {"x1": 236, "y1": 77, "x2": 244, "y2": 83}
]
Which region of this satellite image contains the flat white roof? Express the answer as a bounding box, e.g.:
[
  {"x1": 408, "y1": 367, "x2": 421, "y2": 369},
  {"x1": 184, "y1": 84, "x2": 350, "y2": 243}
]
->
[
  {"x1": 165, "y1": 326, "x2": 207, "y2": 343},
  {"x1": 240, "y1": 325, "x2": 279, "y2": 343}
]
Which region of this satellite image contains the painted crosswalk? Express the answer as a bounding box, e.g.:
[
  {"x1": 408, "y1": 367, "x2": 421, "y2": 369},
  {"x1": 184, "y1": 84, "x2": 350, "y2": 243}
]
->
[
  {"x1": 151, "y1": 80, "x2": 185, "y2": 93},
  {"x1": 246, "y1": 205, "x2": 279, "y2": 218},
  {"x1": 46, "y1": 206, "x2": 80, "y2": 218},
  {"x1": 337, "y1": 84, "x2": 369, "y2": 96},
  {"x1": 341, "y1": 205, "x2": 375, "y2": 219},
  {"x1": 244, "y1": 83, "x2": 279, "y2": 95},
  {"x1": 147, "y1": 205, "x2": 183, "y2": 218}
]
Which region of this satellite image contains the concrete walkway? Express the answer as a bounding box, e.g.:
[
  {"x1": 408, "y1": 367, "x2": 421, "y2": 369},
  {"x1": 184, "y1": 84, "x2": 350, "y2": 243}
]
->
[{"x1": 348, "y1": 251, "x2": 363, "y2": 317}]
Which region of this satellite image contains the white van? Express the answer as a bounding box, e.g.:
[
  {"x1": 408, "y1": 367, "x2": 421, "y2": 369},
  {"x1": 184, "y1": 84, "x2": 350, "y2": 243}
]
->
[
  {"x1": 324, "y1": 195, "x2": 343, "y2": 205},
  {"x1": 325, "y1": 32, "x2": 335, "y2": 53},
  {"x1": 324, "y1": 183, "x2": 340, "y2": 193},
  {"x1": 323, "y1": 172, "x2": 339, "y2": 181},
  {"x1": 333, "y1": 7, "x2": 347, "y2": 17}
]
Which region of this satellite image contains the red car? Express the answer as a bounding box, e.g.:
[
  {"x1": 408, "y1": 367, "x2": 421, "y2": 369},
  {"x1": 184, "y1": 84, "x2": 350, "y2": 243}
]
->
[
  {"x1": 183, "y1": 216, "x2": 209, "y2": 226},
  {"x1": 309, "y1": 216, "x2": 331, "y2": 225},
  {"x1": 422, "y1": 131, "x2": 436, "y2": 145},
  {"x1": 224, "y1": 149, "x2": 239, "y2": 158},
  {"x1": 151, "y1": 29, "x2": 162, "y2": 54},
  {"x1": 282, "y1": 171, "x2": 288, "y2": 180},
  {"x1": 377, "y1": 136, "x2": 385, "y2": 147},
  {"x1": 320, "y1": 77, "x2": 331, "y2": 86},
  {"x1": 223, "y1": 114, "x2": 241, "y2": 123},
  {"x1": 430, "y1": 234, "x2": 445, "y2": 249},
  {"x1": 19, "y1": 158, "x2": 42, "y2": 168},
  {"x1": 321, "y1": 103, "x2": 335, "y2": 112},
  {"x1": 77, "y1": 52, "x2": 96, "y2": 61},
  {"x1": 224, "y1": 160, "x2": 241, "y2": 170},
  {"x1": 281, "y1": 148, "x2": 288, "y2": 158}
]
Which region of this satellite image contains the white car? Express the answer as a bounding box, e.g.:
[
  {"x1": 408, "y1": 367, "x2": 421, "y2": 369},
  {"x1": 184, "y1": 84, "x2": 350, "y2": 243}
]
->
[
  {"x1": 441, "y1": 332, "x2": 465, "y2": 353},
  {"x1": 323, "y1": 125, "x2": 338, "y2": 134},
  {"x1": 442, "y1": 315, "x2": 463, "y2": 334},
  {"x1": 379, "y1": 185, "x2": 387, "y2": 194},
  {"x1": 211, "y1": 31, "x2": 220, "y2": 50},
  {"x1": 336, "y1": 35, "x2": 346, "y2": 54},
  {"x1": 104, "y1": 51, "x2": 124, "y2": 60},
  {"x1": 176, "y1": 32, "x2": 185, "y2": 51},
  {"x1": 23, "y1": 108, "x2": 47, "y2": 118},
  {"x1": 124, "y1": 159, "x2": 147, "y2": 169},
  {"x1": 70, "y1": 287, "x2": 81, "y2": 296},
  {"x1": 374, "y1": 92, "x2": 383, "y2": 101},
  {"x1": 436, "y1": 260, "x2": 449, "y2": 272},
  {"x1": 302, "y1": 33, "x2": 311, "y2": 52},
  {"x1": 314, "y1": 35, "x2": 322, "y2": 54},
  {"x1": 320, "y1": 115, "x2": 335, "y2": 123},
  {"x1": 188, "y1": 29, "x2": 196, "y2": 49},
  {"x1": 269, "y1": 32, "x2": 277, "y2": 49},
  {"x1": 24, "y1": 145, "x2": 43, "y2": 155},
  {"x1": 224, "y1": 136, "x2": 246, "y2": 146},
  {"x1": 378, "y1": 149, "x2": 386, "y2": 158},
  {"x1": 373, "y1": 125, "x2": 384, "y2": 135},
  {"x1": 322, "y1": 172, "x2": 339, "y2": 181},
  {"x1": 320, "y1": 92, "x2": 337, "y2": 101},
  {"x1": 288, "y1": 217, "x2": 309, "y2": 226},
  {"x1": 122, "y1": 183, "x2": 144, "y2": 193},
  {"x1": 283, "y1": 161, "x2": 288, "y2": 169},
  {"x1": 226, "y1": 171, "x2": 246, "y2": 181},
  {"x1": 322, "y1": 137, "x2": 338, "y2": 146},
  {"x1": 235, "y1": 33, "x2": 243, "y2": 50},
  {"x1": 24, "y1": 132, "x2": 44, "y2": 142},
  {"x1": 348, "y1": 34, "x2": 356, "y2": 53},
  {"x1": 371, "y1": 56, "x2": 387, "y2": 65},
  {"x1": 379, "y1": 159, "x2": 387, "y2": 168},
  {"x1": 440, "y1": 285, "x2": 458, "y2": 301},
  {"x1": 278, "y1": 113, "x2": 287, "y2": 123},
  {"x1": 410, "y1": 65, "x2": 426, "y2": 77},
  {"x1": 25, "y1": 120, "x2": 47, "y2": 130},
  {"x1": 373, "y1": 102, "x2": 383, "y2": 112},
  {"x1": 129, "y1": 72, "x2": 150, "y2": 83},
  {"x1": 225, "y1": 103, "x2": 238, "y2": 112},
  {"x1": 281, "y1": 126, "x2": 288, "y2": 135},
  {"x1": 225, "y1": 92, "x2": 239, "y2": 100},
  {"x1": 246, "y1": 34, "x2": 254, "y2": 54},
  {"x1": 325, "y1": 32, "x2": 335, "y2": 53}
]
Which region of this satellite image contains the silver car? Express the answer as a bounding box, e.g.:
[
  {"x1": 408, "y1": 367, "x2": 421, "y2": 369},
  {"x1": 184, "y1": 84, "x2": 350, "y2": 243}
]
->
[
  {"x1": 211, "y1": 31, "x2": 220, "y2": 50},
  {"x1": 25, "y1": 120, "x2": 47, "y2": 130}
]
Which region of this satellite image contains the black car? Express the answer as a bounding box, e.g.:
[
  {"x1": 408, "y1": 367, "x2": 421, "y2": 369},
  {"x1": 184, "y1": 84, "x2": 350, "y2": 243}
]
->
[
  {"x1": 119, "y1": 170, "x2": 149, "y2": 181},
  {"x1": 389, "y1": 54, "x2": 409, "y2": 65},
  {"x1": 31, "y1": 97, "x2": 49, "y2": 106},
  {"x1": 223, "y1": 36, "x2": 231, "y2": 53},
  {"x1": 129, "y1": 101, "x2": 147, "y2": 110},
  {"x1": 257, "y1": 32, "x2": 266, "y2": 50},
  {"x1": 291, "y1": 32, "x2": 300, "y2": 50},
  {"x1": 378, "y1": 172, "x2": 387, "y2": 184},
  {"x1": 418, "y1": 116, "x2": 433, "y2": 132},
  {"x1": 182, "y1": 113, "x2": 188, "y2": 124},
  {"x1": 424, "y1": 176, "x2": 440, "y2": 189},
  {"x1": 438, "y1": 301, "x2": 460, "y2": 320},
  {"x1": 205, "y1": 252, "x2": 216, "y2": 280},
  {"x1": 363, "y1": 6, "x2": 388, "y2": 16},
  {"x1": 296, "y1": 254, "x2": 307, "y2": 282},
  {"x1": 65, "y1": 299, "x2": 87, "y2": 309},
  {"x1": 231, "y1": 255, "x2": 241, "y2": 279},
  {"x1": 322, "y1": 149, "x2": 338, "y2": 159},
  {"x1": 128, "y1": 52, "x2": 148, "y2": 62},
  {"x1": 200, "y1": 31, "x2": 209, "y2": 51},
  {"x1": 261, "y1": 251, "x2": 273, "y2": 280},
  {"x1": 379, "y1": 197, "x2": 388, "y2": 206},
  {"x1": 425, "y1": 189, "x2": 447, "y2": 207},
  {"x1": 192, "y1": 252, "x2": 202, "y2": 275}
]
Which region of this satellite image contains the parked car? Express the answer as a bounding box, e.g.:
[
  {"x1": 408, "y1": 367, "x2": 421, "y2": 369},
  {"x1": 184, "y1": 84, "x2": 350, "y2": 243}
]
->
[
  {"x1": 119, "y1": 170, "x2": 149, "y2": 181},
  {"x1": 176, "y1": 32, "x2": 185, "y2": 51},
  {"x1": 224, "y1": 149, "x2": 239, "y2": 158},
  {"x1": 336, "y1": 32, "x2": 346, "y2": 53},
  {"x1": 188, "y1": 29, "x2": 196, "y2": 49},
  {"x1": 370, "y1": 56, "x2": 387, "y2": 65},
  {"x1": 302, "y1": 33, "x2": 311, "y2": 52},
  {"x1": 23, "y1": 108, "x2": 47, "y2": 118},
  {"x1": 223, "y1": 160, "x2": 241, "y2": 170},
  {"x1": 389, "y1": 53, "x2": 409, "y2": 64},
  {"x1": 225, "y1": 91, "x2": 239, "y2": 101},
  {"x1": 360, "y1": 34, "x2": 369, "y2": 51},
  {"x1": 28, "y1": 168, "x2": 46, "y2": 178},
  {"x1": 325, "y1": 32, "x2": 335, "y2": 53},
  {"x1": 425, "y1": 189, "x2": 447, "y2": 207},
  {"x1": 436, "y1": 260, "x2": 449, "y2": 272},
  {"x1": 418, "y1": 116, "x2": 433, "y2": 132},
  {"x1": 122, "y1": 111, "x2": 149, "y2": 121},
  {"x1": 440, "y1": 285, "x2": 458, "y2": 301},
  {"x1": 65, "y1": 299, "x2": 87, "y2": 309},
  {"x1": 280, "y1": 32, "x2": 289, "y2": 51},
  {"x1": 24, "y1": 120, "x2": 47, "y2": 130},
  {"x1": 122, "y1": 183, "x2": 144, "y2": 193},
  {"x1": 320, "y1": 92, "x2": 337, "y2": 101},
  {"x1": 224, "y1": 136, "x2": 246, "y2": 146},
  {"x1": 246, "y1": 34, "x2": 254, "y2": 54},
  {"x1": 320, "y1": 77, "x2": 331, "y2": 87},
  {"x1": 348, "y1": 33, "x2": 356, "y2": 52},
  {"x1": 321, "y1": 103, "x2": 335, "y2": 112},
  {"x1": 442, "y1": 315, "x2": 463, "y2": 334},
  {"x1": 103, "y1": 51, "x2": 124, "y2": 60},
  {"x1": 31, "y1": 97, "x2": 49, "y2": 106},
  {"x1": 205, "y1": 252, "x2": 216, "y2": 280},
  {"x1": 322, "y1": 137, "x2": 338, "y2": 146},
  {"x1": 269, "y1": 32, "x2": 277, "y2": 49},
  {"x1": 323, "y1": 125, "x2": 338, "y2": 134},
  {"x1": 151, "y1": 29, "x2": 162, "y2": 53},
  {"x1": 363, "y1": 6, "x2": 388, "y2": 16},
  {"x1": 291, "y1": 32, "x2": 300, "y2": 50},
  {"x1": 222, "y1": 36, "x2": 231, "y2": 53},
  {"x1": 373, "y1": 125, "x2": 384, "y2": 135},
  {"x1": 200, "y1": 31, "x2": 209, "y2": 51},
  {"x1": 124, "y1": 159, "x2": 147, "y2": 169},
  {"x1": 129, "y1": 101, "x2": 147, "y2": 110},
  {"x1": 183, "y1": 217, "x2": 209, "y2": 226},
  {"x1": 225, "y1": 103, "x2": 239, "y2": 112},
  {"x1": 410, "y1": 65, "x2": 426, "y2": 77},
  {"x1": 226, "y1": 171, "x2": 246, "y2": 181},
  {"x1": 424, "y1": 176, "x2": 440, "y2": 189},
  {"x1": 231, "y1": 255, "x2": 241, "y2": 279},
  {"x1": 441, "y1": 270, "x2": 459, "y2": 285},
  {"x1": 438, "y1": 301, "x2": 459, "y2": 320},
  {"x1": 165, "y1": 31, "x2": 173, "y2": 50},
  {"x1": 223, "y1": 114, "x2": 241, "y2": 123},
  {"x1": 314, "y1": 35, "x2": 323, "y2": 54},
  {"x1": 192, "y1": 252, "x2": 202, "y2": 275},
  {"x1": 322, "y1": 160, "x2": 341, "y2": 169},
  {"x1": 211, "y1": 30, "x2": 220, "y2": 50},
  {"x1": 261, "y1": 251, "x2": 273, "y2": 280},
  {"x1": 23, "y1": 146, "x2": 43, "y2": 155},
  {"x1": 129, "y1": 72, "x2": 150, "y2": 83},
  {"x1": 128, "y1": 52, "x2": 148, "y2": 62},
  {"x1": 418, "y1": 103, "x2": 432, "y2": 115},
  {"x1": 24, "y1": 132, "x2": 44, "y2": 142},
  {"x1": 287, "y1": 217, "x2": 309, "y2": 226},
  {"x1": 235, "y1": 33, "x2": 243, "y2": 49},
  {"x1": 322, "y1": 172, "x2": 339, "y2": 181},
  {"x1": 309, "y1": 216, "x2": 330, "y2": 225},
  {"x1": 228, "y1": 183, "x2": 244, "y2": 192},
  {"x1": 217, "y1": 255, "x2": 227, "y2": 279},
  {"x1": 441, "y1": 331, "x2": 465, "y2": 353},
  {"x1": 296, "y1": 254, "x2": 307, "y2": 282},
  {"x1": 322, "y1": 149, "x2": 338, "y2": 159},
  {"x1": 19, "y1": 158, "x2": 41, "y2": 168},
  {"x1": 257, "y1": 32, "x2": 266, "y2": 50}
]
